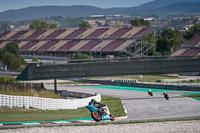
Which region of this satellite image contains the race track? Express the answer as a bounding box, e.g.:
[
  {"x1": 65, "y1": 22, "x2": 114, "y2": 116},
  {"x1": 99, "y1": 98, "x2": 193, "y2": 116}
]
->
[{"x1": 45, "y1": 84, "x2": 200, "y2": 121}]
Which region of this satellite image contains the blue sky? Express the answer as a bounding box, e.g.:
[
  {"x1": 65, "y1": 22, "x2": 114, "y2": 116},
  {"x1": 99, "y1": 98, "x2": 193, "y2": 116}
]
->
[{"x1": 0, "y1": 0, "x2": 153, "y2": 12}]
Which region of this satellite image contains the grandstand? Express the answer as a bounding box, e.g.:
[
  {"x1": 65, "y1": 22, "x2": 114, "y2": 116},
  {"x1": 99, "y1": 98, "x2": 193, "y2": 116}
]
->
[
  {"x1": 171, "y1": 33, "x2": 200, "y2": 57},
  {"x1": 0, "y1": 27, "x2": 154, "y2": 57}
]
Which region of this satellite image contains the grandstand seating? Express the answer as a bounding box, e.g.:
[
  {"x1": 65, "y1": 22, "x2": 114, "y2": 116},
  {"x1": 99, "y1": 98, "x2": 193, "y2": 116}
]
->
[
  {"x1": 114, "y1": 40, "x2": 135, "y2": 51},
  {"x1": 48, "y1": 41, "x2": 68, "y2": 51},
  {"x1": 65, "y1": 29, "x2": 87, "y2": 39},
  {"x1": 186, "y1": 33, "x2": 200, "y2": 46},
  {"x1": 0, "y1": 27, "x2": 154, "y2": 55},
  {"x1": 0, "y1": 31, "x2": 10, "y2": 39},
  {"x1": 37, "y1": 30, "x2": 55, "y2": 39},
  {"x1": 181, "y1": 48, "x2": 200, "y2": 56},
  {"x1": 8, "y1": 30, "x2": 28, "y2": 40},
  {"x1": 29, "y1": 41, "x2": 48, "y2": 51},
  {"x1": 55, "y1": 29, "x2": 75, "y2": 39},
  {"x1": 77, "y1": 28, "x2": 96, "y2": 38},
  {"x1": 102, "y1": 40, "x2": 126, "y2": 51},
  {"x1": 57, "y1": 40, "x2": 80, "y2": 51},
  {"x1": 132, "y1": 27, "x2": 152, "y2": 39},
  {"x1": 69, "y1": 41, "x2": 90, "y2": 51},
  {"x1": 18, "y1": 41, "x2": 29, "y2": 48},
  {"x1": 45, "y1": 29, "x2": 66, "y2": 39},
  {"x1": 0, "y1": 41, "x2": 10, "y2": 49},
  {"x1": 98, "y1": 28, "x2": 118, "y2": 38},
  {"x1": 109, "y1": 28, "x2": 131, "y2": 38},
  {"x1": 26, "y1": 30, "x2": 46, "y2": 39},
  {"x1": 20, "y1": 41, "x2": 39, "y2": 51},
  {"x1": 87, "y1": 28, "x2": 109, "y2": 38},
  {"x1": 19, "y1": 30, "x2": 35, "y2": 39},
  {"x1": 171, "y1": 49, "x2": 187, "y2": 56},
  {"x1": 37, "y1": 40, "x2": 59, "y2": 51},
  {"x1": 91, "y1": 40, "x2": 113, "y2": 51},
  {"x1": 121, "y1": 27, "x2": 143, "y2": 38},
  {"x1": 2, "y1": 31, "x2": 18, "y2": 40},
  {"x1": 79, "y1": 40, "x2": 101, "y2": 51}
]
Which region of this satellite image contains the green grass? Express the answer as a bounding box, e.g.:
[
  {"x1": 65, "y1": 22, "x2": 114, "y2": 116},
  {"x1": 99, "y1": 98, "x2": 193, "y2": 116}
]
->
[
  {"x1": 182, "y1": 94, "x2": 200, "y2": 100},
  {"x1": 0, "y1": 96, "x2": 126, "y2": 122},
  {"x1": 0, "y1": 89, "x2": 60, "y2": 99},
  {"x1": 48, "y1": 81, "x2": 88, "y2": 85},
  {"x1": 88, "y1": 75, "x2": 182, "y2": 82},
  {"x1": 177, "y1": 80, "x2": 200, "y2": 83}
]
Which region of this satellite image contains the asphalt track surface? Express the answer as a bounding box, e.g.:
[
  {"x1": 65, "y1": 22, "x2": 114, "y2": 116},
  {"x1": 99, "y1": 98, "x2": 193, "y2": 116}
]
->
[{"x1": 45, "y1": 84, "x2": 200, "y2": 121}]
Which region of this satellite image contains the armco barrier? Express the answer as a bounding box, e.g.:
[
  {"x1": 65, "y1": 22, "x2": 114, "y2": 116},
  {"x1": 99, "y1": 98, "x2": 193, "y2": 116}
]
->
[
  {"x1": 83, "y1": 79, "x2": 200, "y2": 91},
  {"x1": 0, "y1": 94, "x2": 101, "y2": 110}
]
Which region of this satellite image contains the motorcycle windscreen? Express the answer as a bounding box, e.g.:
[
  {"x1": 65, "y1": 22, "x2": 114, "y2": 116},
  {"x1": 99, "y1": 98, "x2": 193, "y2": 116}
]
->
[{"x1": 86, "y1": 105, "x2": 98, "y2": 112}]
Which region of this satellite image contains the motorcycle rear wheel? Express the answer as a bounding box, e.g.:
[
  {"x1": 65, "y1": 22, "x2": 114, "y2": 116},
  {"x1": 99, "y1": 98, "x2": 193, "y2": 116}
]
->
[{"x1": 91, "y1": 112, "x2": 101, "y2": 122}]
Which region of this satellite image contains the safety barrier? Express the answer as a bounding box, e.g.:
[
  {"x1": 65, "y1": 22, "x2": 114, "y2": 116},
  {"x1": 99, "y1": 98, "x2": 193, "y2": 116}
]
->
[
  {"x1": 0, "y1": 93, "x2": 101, "y2": 110},
  {"x1": 83, "y1": 79, "x2": 200, "y2": 91}
]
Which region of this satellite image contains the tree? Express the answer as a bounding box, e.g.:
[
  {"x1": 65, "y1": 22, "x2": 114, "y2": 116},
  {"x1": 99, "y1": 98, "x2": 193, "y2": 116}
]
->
[
  {"x1": 71, "y1": 52, "x2": 93, "y2": 59},
  {"x1": 0, "y1": 42, "x2": 26, "y2": 71},
  {"x1": 29, "y1": 20, "x2": 56, "y2": 30},
  {"x1": 184, "y1": 23, "x2": 200, "y2": 40},
  {"x1": 130, "y1": 18, "x2": 151, "y2": 27},
  {"x1": 29, "y1": 20, "x2": 40, "y2": 30},
  {"x1": 79, "y1": 21, "x2": 91, "y2": 28},
  {"x1": 32, "y1": 57, "x2": 38, "y2": 62},
  {"x1": 3, "y1": 42, "x2": 19, "y2": 56},
  {"x1": 49, "y1": 24, "x2": 57, "y2": 29},
  {"x1": 2, "y1": 52, "x2": 15, "y2": 69},
  {"x1": 156, "y1": 29, "x2": 185, "y2": 55}
]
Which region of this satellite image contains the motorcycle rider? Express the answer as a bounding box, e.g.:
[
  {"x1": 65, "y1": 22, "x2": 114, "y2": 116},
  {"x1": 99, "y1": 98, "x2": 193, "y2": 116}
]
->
[
  {"x1": 89, "y1": 99, "x2": 105, "y2": 114},
  {"x1": 163, "y1": 92, "x2": 169, "y2": 100},
  {"x1": 148, "y1": 89, "x2": 153, "y2": 96}
]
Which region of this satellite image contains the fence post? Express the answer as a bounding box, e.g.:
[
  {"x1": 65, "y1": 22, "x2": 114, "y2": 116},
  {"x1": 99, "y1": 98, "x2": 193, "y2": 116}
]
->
[{"x1": 54, "y1": 79, "x2": 57, "y2": 94}]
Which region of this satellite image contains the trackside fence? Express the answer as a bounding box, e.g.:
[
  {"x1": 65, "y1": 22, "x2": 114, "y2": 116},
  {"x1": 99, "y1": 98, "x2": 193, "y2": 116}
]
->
[{"x1": 0, "y1": 93, "x2": 101, "y2": 110}]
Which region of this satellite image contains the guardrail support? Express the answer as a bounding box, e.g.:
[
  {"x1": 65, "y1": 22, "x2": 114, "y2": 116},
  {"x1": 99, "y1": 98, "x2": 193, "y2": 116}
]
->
[{"x1": 54, "y1": 79, "x2": 57, "y2": 94}]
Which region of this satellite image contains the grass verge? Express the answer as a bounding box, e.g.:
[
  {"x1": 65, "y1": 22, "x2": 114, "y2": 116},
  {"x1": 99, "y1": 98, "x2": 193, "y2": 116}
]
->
[
  {"x1": 182, "y1": 94, "x2": 200, "y2": 99},
  {"x1": 0, "y1": 89, "x2": 60, "y2": 99},
  {"x1": 0, "y1": 96, "x2": 126, "y2": 122},
  {"x1": 47, "y1": 81, "x2": 89, "y2": 85}
]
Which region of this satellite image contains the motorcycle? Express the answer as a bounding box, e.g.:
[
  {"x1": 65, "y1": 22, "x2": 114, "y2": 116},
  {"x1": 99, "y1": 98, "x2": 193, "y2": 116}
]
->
[
  {"x1": 163, "y1": 92, "x2": 169, "y2": 100},
  {"x1": 86, "y1": 102, "x2": 115, "y2": 122},
  {"x1": 148, "y1": 89, "x2": 153, "y2": 96}
]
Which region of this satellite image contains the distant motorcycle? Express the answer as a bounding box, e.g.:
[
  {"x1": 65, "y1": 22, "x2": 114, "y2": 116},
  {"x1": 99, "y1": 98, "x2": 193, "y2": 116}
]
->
[
  {"x1": 148, "y1": 89, "x2": 153, "y2": 96},
  {"x1": 86, "y1": 99, "x2": 115, "y2": 122},
  {"x1": 163, "y1": 92, "x2": 169, "y2": 100}
]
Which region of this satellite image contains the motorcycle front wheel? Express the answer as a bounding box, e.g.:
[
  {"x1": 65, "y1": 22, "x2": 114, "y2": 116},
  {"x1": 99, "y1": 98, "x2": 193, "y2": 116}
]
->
[{"x1": 91, "y1": 112, "x2": 101, "y2": 122}]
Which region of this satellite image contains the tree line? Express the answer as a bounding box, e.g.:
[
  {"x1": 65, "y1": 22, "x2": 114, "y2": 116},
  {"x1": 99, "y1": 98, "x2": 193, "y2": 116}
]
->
[{"x1": 0, "y1": 42, "x2": 26, "y2": 71}]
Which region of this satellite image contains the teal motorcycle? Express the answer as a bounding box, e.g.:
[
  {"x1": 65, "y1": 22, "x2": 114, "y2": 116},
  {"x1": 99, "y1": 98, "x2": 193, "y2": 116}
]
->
[{"x1": 86, "y1": 99, "x2": 115, "y2": 122}]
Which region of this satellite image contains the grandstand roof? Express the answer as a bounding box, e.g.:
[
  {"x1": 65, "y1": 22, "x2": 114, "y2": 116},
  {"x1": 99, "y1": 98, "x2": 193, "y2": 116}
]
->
[
  {"x1": 0, "y1": 27, "x2": 152, "y2": 53},
  {"x1": 171, "y1": 33, "x2": 200, "y2": 57}
]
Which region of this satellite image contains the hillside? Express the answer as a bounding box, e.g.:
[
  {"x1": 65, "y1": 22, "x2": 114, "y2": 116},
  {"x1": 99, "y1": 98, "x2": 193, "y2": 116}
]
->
[
  {"x1": 157, "y1": 2, "x2": 200, "y2": 15},
  {"x1": 139, "y1": 0, "x2": 200, "y2": 9},
  {"x1": 0, "y1": 1, "x2": 200, "y2": 21},
  {"x1": 0, "y1": 5, "x2": 104, "y2": 21}
]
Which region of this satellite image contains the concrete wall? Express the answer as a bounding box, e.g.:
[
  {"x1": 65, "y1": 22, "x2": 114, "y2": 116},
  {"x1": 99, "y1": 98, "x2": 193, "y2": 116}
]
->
[
  {"x1": 0, "y1": 94, "x2": 101, "y2": 110},
  {"x1": 18, "y1": 57, "x2": 200, "y2": 80}
]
